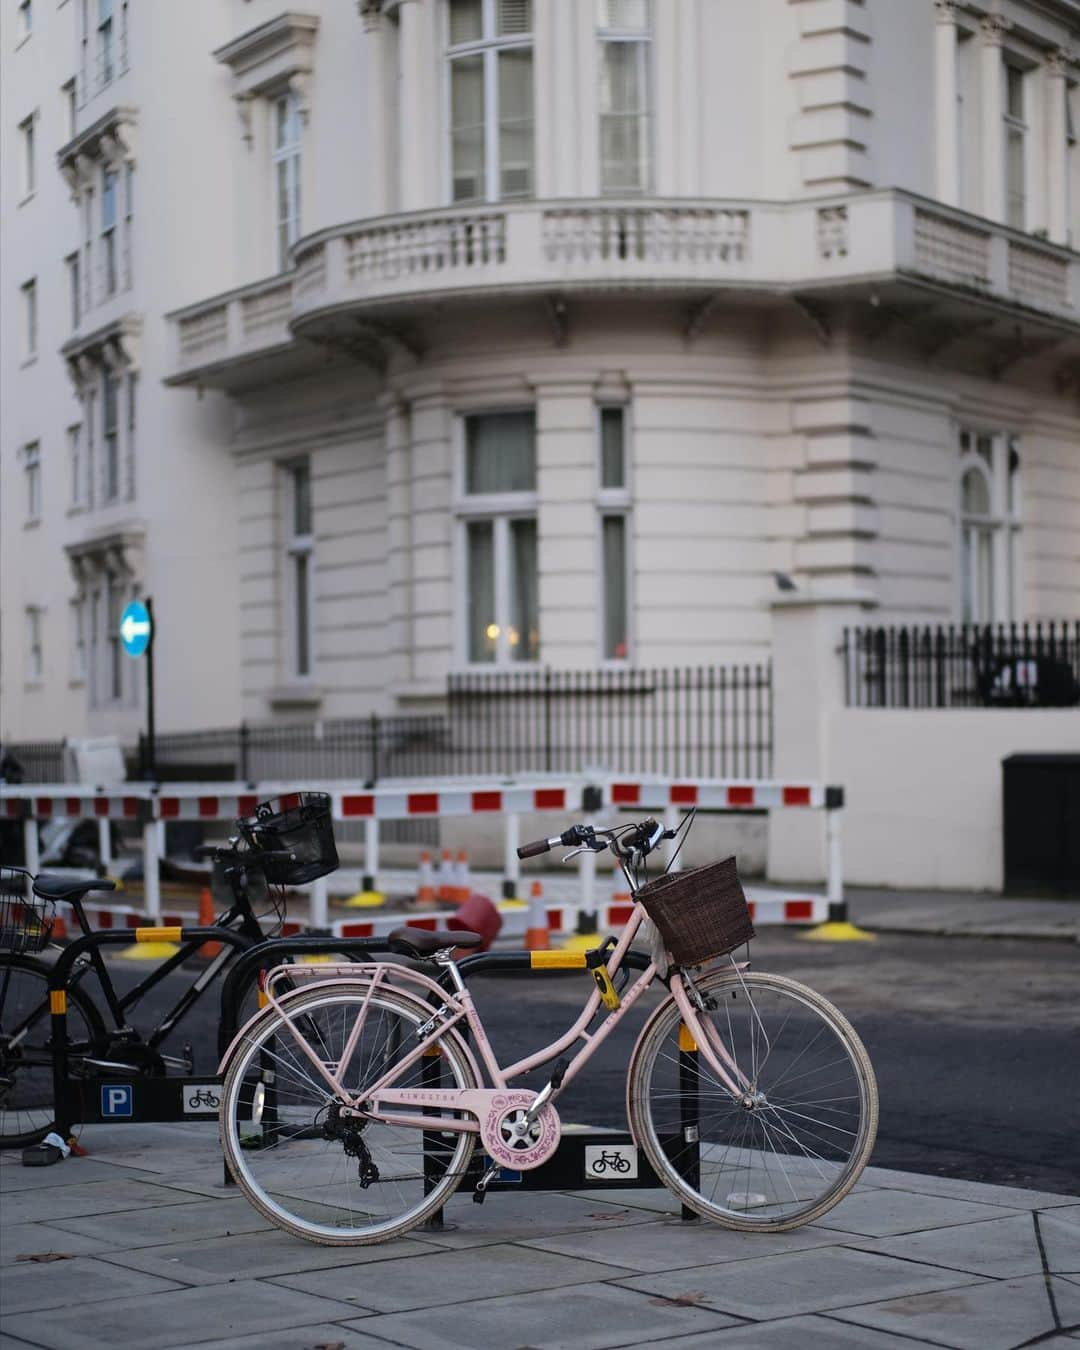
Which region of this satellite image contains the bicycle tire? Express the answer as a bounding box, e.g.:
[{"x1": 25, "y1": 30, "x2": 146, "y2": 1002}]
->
[
  {"x1": 0, "y1": 954, "x2": 106, "y2": 1149},
  {"x1": 628, "y1": 969, "x2": 877, "y2": 1231},
  {"x1": 220, "y1": 981, "x2": 478, "y2": 1244}
]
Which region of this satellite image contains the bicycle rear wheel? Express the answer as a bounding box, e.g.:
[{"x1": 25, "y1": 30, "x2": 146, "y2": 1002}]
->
[
  {"x1": 220, "y1": 982, "x2": 478, "y2": 1244},
  {"x1": 628, "y1": 969, "x2": 877, "y2": 1231},
  {"x1": 0, "y1": 955, "x2": 105, "y2": 1148}
]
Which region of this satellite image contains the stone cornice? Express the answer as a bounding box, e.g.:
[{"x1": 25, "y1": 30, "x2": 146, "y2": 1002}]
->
[
  {"x1": 213, "y1": 11, "x2": 319, "y2": 88},
  {"x1": 56, "y1": 106, "x2": 137, "y2": 194},
  {"x1": 63, "y1": 314, "x2": 143, "y2": 392}
]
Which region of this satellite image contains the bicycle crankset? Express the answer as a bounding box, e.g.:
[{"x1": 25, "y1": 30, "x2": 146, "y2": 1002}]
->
[{"x1": 323, "y1": 1103, "x2": 379, "y2": 1187}]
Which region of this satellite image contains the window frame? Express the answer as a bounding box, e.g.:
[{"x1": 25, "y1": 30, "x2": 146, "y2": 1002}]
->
[
  {"x1": 105, "y1": 572, "x2": 124, "y2": 702},
  {"x1": 23, "y1": 441, "x2": 42, "y2": 524},
  {"x1": 21, "y1": 278, "x2": 37, "y2": 358},
  {"x1": 26, "y1": 607, "x2": 44, "y2": 686},
  {"x1": 444, "y1": 0, "x2": 535, "y2": 205},
  {"x1": 596, "y1": 404, "x2": 633, "y2": 664},
  {"x1": 68, "y1": 422, "x2": 85, "y2": 510},
  {"x1": 956, "y1": 426, "x2": 1022, "y2": 624},
  {"x1": 284, "y1": 458, "x2": 315, "y2": 681},
  {"x1": 66, "y1": 251, "x2": 82, "y2": 329},
  {"x1": 102, "y1": 367, "x2": 120, "y2": 500},
  {"x1": 18, "y1": 111, "x2": 36, "y2": 200},
  {"x1": 71, "y1": 595, "x2": 88, "y2": 686},
  {"x1": 596, "y1": 0, "x2": 653, "y2": 196},
  {"x1": 454, "y1": 407, "x2": 541, "y2": 667},
  {"x1": 1003, "y1": 59, "x2": 1028, "y2": 231},
  {"x1": 271, "y1": 91, "x2": 302, "y2": 272},
  {"x1": 101, "y1": 165, "x2": 118, "y2": 297},
  {"x1": 17, "y1": 0, "x2": 32, "y2": 43}
]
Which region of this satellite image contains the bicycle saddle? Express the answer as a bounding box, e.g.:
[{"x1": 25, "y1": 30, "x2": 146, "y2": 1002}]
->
[
  {"x1": 32, "y1": 875, "x2": 117, "y2": 900},
  {"x1": 387, "y1": 926, "x2": 483, "y2": 956}
]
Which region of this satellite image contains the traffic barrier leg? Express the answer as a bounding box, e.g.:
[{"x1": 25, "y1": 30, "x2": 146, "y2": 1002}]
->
[{"x1": 800, "y1": 804, "x2": 873, "y2": 942}]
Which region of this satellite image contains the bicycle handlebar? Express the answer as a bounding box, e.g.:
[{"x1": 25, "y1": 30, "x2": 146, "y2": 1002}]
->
[{"x1": 517, "y1": 818, "x2": 666, "y2": 861}]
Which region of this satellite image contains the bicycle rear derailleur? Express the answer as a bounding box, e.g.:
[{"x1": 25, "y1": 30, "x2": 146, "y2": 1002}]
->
[{"x1": 323, "y1": 1103, "x2": 379, "y2": 1188}]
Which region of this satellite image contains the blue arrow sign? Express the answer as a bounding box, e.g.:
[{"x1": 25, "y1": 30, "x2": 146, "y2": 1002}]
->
[{"x1": 119, "y1": 600, "x2": 152, "y2": 658}]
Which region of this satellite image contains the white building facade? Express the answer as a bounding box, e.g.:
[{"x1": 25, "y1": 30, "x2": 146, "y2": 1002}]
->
[{"x1": 3, "y1": 0, "x2": 1080, "y2": 888}]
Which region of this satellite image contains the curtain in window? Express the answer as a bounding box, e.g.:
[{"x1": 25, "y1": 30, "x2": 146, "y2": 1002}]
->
[
  {"x1": 509, "y1": 517, "x2": 538, "y2": 661},
  {"x1": 467, "y1": 520, "x2": 496, "y2": 662},
  {"x1": 465, "y1": 411, "x2": 536, "y2": 493}
]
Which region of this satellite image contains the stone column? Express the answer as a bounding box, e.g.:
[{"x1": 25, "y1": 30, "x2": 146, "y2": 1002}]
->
[
  {"x1": 980, "y1": 15, "x2": 1008, "y2": 224},
  {"x1": 361, "y1": 6, "x2": 391, "y2": 216},
  {"x1": 934, "y1": 0, "x2": 960, "y2": 206},
  {"x1": 534, "y1": 378, "x2": 599, "y2": 668},
  {"x1": 405, "y1": 384, "x2": 454, "y2": 689},
  {"x1": 397, "y1": 0, "x2": 435, "y2": 211},
  {"x1": 768, "y1": 593, "x2": 877, "y2": 885},
  {"x1": 1046, "y1": 48, "x2": 1070, "y2": 245}
]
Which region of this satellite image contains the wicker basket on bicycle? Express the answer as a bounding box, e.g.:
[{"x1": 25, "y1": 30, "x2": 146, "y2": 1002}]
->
[
  {"x1": 236, "y1": 791, "x2": 338, "y2": 885},
  {"x1": 0, "y1": 867, "x2": 55, "y2": 954},
  {"x1": 635, "y1": 857, "x2": 755, "y2": 966}
]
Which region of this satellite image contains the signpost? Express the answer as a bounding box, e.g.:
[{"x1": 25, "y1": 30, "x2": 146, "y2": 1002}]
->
[{"x1": 119, "y1": 598, "x2": 155, "y2": 779}]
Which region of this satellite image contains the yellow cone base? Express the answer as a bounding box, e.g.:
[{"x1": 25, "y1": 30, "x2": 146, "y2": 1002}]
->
[
  {"x1": 342, "y1": 891, "x2": 385, "y2": 909},
  {"x1": 117, "y1": 942, "x2": 182, "y2": 961},
  {"x1": 499, "y1": 898, "x2": 527, "y2": 910},
  {"x1": 799, "y1": 921, "x2": 876, "y2": 943}
]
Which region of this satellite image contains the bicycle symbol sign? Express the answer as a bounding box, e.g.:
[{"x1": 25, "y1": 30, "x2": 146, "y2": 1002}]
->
[
  {"x1": 584, "y1": 1144, "x2": 638, "y2": 1180},
  {"x1": 184, "y1": 1085, "x2": 221, "y2": 1114}
]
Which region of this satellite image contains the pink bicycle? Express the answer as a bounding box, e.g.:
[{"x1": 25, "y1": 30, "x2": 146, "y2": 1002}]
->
[{"x1": 218, "y1": 816, "x2": 878, "y2": 1244}]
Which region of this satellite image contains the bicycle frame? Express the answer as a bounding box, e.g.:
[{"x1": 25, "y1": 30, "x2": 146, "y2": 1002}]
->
[{"x1": 254, "y1": 902, "x2": 756, "y2": 1142}]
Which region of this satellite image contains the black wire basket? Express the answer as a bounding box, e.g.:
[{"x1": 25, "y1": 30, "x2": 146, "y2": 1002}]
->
[
  {"x1": 635, "y1": 857, "x2": 755, "y2": 967},
  {"x1": 236, "y1": 792, "x2": 338, "y2": 886},
  {"x1": 0, "y1": 867, "x2": 55, "y2": 954}
]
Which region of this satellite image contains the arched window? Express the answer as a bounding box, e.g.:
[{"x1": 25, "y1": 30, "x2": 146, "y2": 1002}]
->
[{"x1": 958, "y1": 429, "x2": 1022, "y2": 623}]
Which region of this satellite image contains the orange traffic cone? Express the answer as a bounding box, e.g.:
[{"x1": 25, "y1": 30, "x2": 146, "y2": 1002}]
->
[
  {"x1": 198, "y1": 887, "x2": 221, "y2": 958},
  {"x1": 437, "y1": 849, "x2": 455, "y2": 903},
  {"x1": 525, "y1": 880, "x2": 550, "y2": 951},
  {"x1": 416, "y1": 850, "x2": 436, "y2": 906},
  {"x1": 452, "y1": 851, "x2": 470, "y2": 904}
]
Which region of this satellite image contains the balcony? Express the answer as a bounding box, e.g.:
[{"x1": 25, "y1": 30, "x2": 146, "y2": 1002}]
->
[{"x1": 167, "y1": 189, "x2": 1079, "y2": 389}]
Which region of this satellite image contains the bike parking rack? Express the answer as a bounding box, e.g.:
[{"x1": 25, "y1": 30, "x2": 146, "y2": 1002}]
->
[{"x1": 41, "y1": 934, "x2": 702, "y2": 1221}]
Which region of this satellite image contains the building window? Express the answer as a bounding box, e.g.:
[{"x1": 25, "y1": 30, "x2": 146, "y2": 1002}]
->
[
  {"x1": 98, "y1": 0, "x2": 115, "y2": 86},
  {"x1": 21, "y1": 278, "x2": 37, "y2": 357},
  {"x1": 459, "y1": 410, "x2": 538, "y2": 664},
  {"x1": 958, "y1": 429, "x2": 1021, "y2": 624},
  {"x1": 272, "y1": 92, "x2": 301, "y2": 271},
  {"x1": 106, "y1": 574, "x2": 123, "y2": 700},
  {"x1": 598, "y1": 0, "x2": 651, "y2": 193},
  {"x1": 125, "y1": 371, "x2": 136, "y2": 499},
  {"x1": 598, "y1": 407, "x2": 631, "y2": 660},
  {"x1": 66, "y1": 252, "x2": 81, "y2": 328},
  {"x1": 62, "y1": 78, "x2": 77, "y2": 139},
  {"x1": 68, "y1": 423, "x2": 84, "y2": 507},
  {"x1": 447, "y1": 0, "x2": 534, "y2": 203},
  {"x1": 285, "y1": 460, "x2": 314, "y2": 678},
  {"x1": 123, "y1": 162, "x2": 134, "y2": 288},
  {"x1": 85, "y1": 387, "x2": 96, "y2": 508},
  {"x1": 24, "y1": 441, "x2": 42, "y2": 522},
  {"x1": 18, "y1": 113, "x2": 36, "y2": 198},
  {"x1": 17, "y1": 0, "x2": 32, "y2": 41},
  {"x1": 71, "y1": 597, "x2": 87, "y2": 684},
  {"x1": 26, "y1": 608, "x2": 43, "y2": 685},
  {"x1": 83, "y1": 187, "x2": 94, "y2": 311},
  {"x1": 87, "y1": 586, "x2": 100, "y2": 705},
  {"x1": 102, "y1": 368, "x2": 119, "y2": 499},
  {"x1": 1067, "y1": 81, "x2": 1077, "y2": 246},
  {"x1": 101, "y1": 167, "x2": 118, "y2": 296},
  {"x1": 1004, "y1": 62, "x2": 1027, "y2": 230}
]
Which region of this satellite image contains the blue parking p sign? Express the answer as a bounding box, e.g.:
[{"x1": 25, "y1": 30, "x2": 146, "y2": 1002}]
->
[{"x1": 101, "y1": 1084, "x2": 133, "y2": 1117}]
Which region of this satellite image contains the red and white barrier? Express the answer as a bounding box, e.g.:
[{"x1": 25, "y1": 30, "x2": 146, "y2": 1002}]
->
[{"x1": 2, "y1": 773, "x2": 843, "y2": 931}]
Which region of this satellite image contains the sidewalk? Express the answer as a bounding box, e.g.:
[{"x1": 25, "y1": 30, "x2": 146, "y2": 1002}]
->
[
  {"x1": 849, "y1": 888, "x2": 1080, "y2": 943},
  {"x1": 2, "y1": 1124, "x2": 1077, "y2": 1349}
]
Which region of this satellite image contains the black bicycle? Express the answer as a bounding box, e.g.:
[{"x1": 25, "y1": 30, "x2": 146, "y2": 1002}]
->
[{"x1": 0, "y1": 791, "x2": 336, "y2": 1149}]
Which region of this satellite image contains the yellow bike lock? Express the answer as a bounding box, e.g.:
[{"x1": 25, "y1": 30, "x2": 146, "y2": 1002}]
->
[{"x1": 585, "y1": 941, "x2": 622, "y2": 1011}]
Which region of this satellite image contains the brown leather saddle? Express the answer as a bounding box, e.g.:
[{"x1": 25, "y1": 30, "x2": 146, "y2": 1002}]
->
[{"x1": 387, "y1": 926, "x2": 483, "y2": 957}]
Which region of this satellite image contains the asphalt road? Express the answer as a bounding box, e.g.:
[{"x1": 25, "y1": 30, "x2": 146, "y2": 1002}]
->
[{"x1": 94, "y1": 929, "x2": 1080, "y2": 1196}]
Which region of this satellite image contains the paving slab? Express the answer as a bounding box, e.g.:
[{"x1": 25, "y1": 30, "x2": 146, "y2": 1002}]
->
[
  {"x1": 1040, "y1": 1208, "x2": 1080, "y2": 1275},
  {"x1": 272, "y1": 1243, "x2": 635, "y2": 1313},
  {"x1": 343, "y1": 1280, "x2": 742, "y2": 1350},
  {"x1": 0, "y1": 1254, "x2": 182, "y2": 1316},
  {"x1": 830, "y1": 1271, "x2": 1080, "y2": 1350},
  {"x1": 859, "y1": 1165, "x2": 1080, "y2": 1210},
  {"x1": 8, "y1": 1277, "x2": 366, "y2": 1350},
  {"x1": 0, "y1": 1220, "x2": 129, "y2": 1264},
  {"x1": 50, "y1": 1196, "x2": 274, "y2": 1249},
  {"x1": 638, "y1": 1314, "x2": 929, "y2": 1348},
  {"x1": 100, "y1": 1228, "x2": 440, "y2": 1285},
  {"x1": 178, "y1": 1326, "x2": 407, "y2": 1350},
  {"x1": 520, "y1": 1215, "x2": 848, "y2": 1273},
  {"x1": 0, "y1": 1159, "x2": 161, "y2": 1192},
  {"x1": 0, "y1": 1177, "x2": 205, "y2": 1226},
  {"x1": 415, "y1": 1188, "x2": 660, "y2": 1249},
  {"x1": 813, "y1": 1186, "x2": 1023, "y2": 1237},
  {"x1": 852, "y1": 1213, "x2": 1049, "y2": 1279},
  {"x1": 565, "y1": 1187, "x2": 683, "y2": 1216},
  {"x1": 615, "y1": 1246, "x2": 987, "y2": 1321}
]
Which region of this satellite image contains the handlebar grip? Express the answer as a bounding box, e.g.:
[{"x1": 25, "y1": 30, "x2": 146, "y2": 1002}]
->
[{"x1": 517, "y1": 837, "x2": 552, "y2": 859}]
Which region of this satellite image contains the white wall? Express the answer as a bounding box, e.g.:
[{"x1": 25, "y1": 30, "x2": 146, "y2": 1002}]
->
[{"x1": 828, "y1": 708, "x2": 1080, "y2": 891}]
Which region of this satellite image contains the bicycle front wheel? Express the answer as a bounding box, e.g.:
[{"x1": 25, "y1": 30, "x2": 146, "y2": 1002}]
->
[
  {"x1": 0, "y1": 955, "x2": 105, "y2": 1148},
  {"x1": 629, "y1": 970, "x2": 877, "y2": 1231},
  {"x1": 220, "y1": 982, "x2": 478, "y2": 1244}
]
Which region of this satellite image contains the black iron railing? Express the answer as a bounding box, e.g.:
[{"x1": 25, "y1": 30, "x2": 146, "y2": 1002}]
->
[
  {"x1": 0, "y1": 740, "x2": 66, "y2": 783},
  {"x1": 842, "y1": 621, "x2": 1080, "y2": 709},
  {"x1": 446, "y1": 665, "x2": 772, "y2": 778}
]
